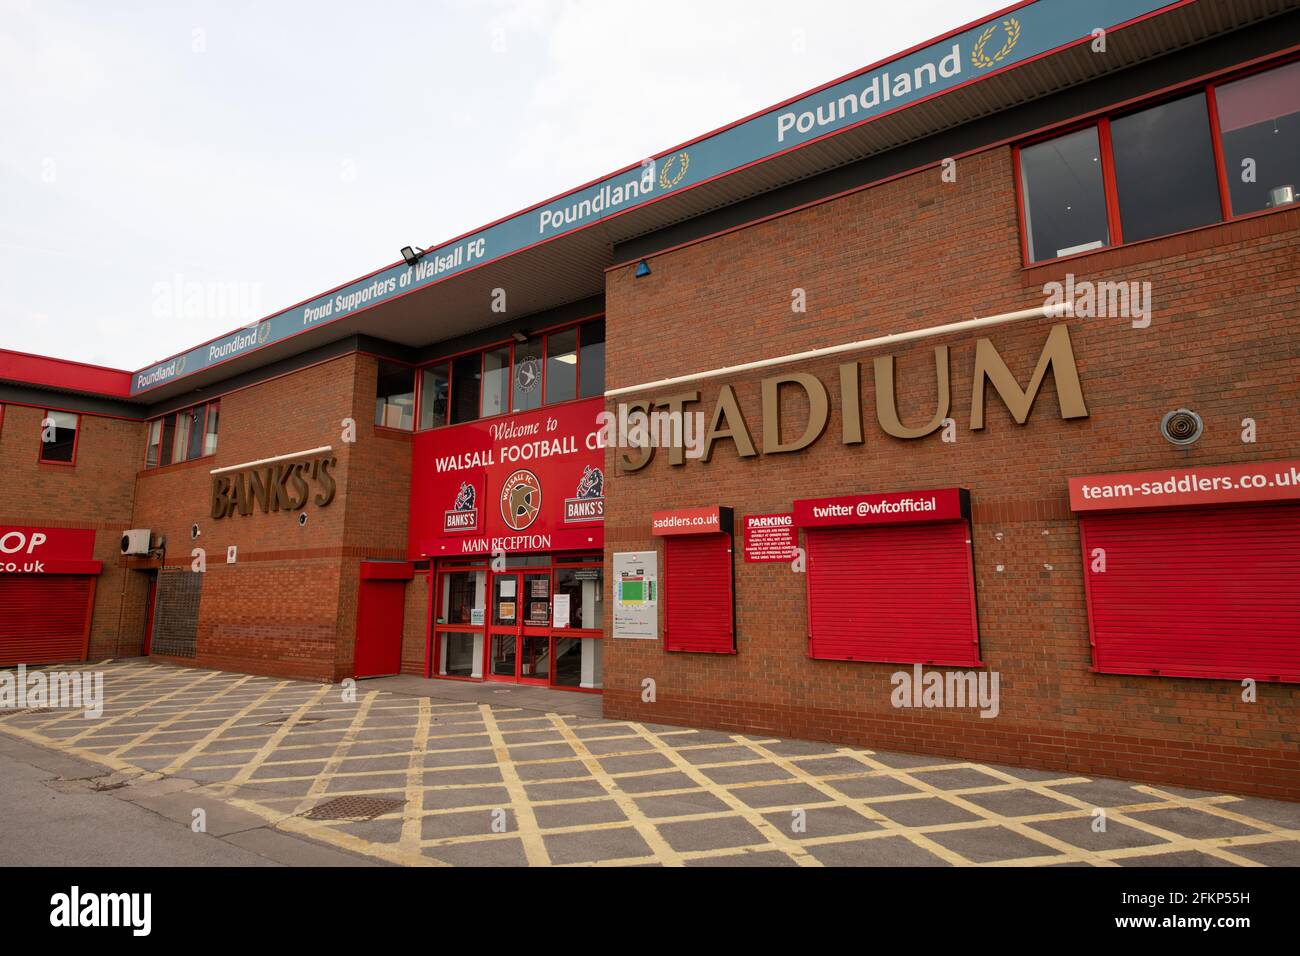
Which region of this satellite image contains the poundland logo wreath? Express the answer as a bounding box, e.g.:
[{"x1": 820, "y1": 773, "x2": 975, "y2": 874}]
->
[
  {"x1": 500, "y1": 469, "x2": 542, "y2": 531},
  {"x1": 971, "y1": 18, "x2": 1020, "y2": 69}
]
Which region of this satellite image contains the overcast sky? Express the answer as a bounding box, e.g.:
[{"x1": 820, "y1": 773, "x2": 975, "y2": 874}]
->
[{"x1": 1, "y1": 0, "x2": 994, "y2": 370}]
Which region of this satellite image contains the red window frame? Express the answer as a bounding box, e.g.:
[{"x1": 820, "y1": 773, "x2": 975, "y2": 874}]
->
[
  {"x1": 414, "y1": 315, "x2": 604, "y2": 432},
  {"x1": 1013, "y1": 52, "x2": 1300, "y2": 267},
  {"x1": 143, "y1": 400, "x2": 219, "y2": 469},
  {"x1": 37, "y1": 409, "x2": 80, "y2": 467}
]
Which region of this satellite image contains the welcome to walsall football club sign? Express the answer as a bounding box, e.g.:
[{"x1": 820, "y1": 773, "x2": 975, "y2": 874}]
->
[
  {"x1": 408, "y1": 397, "x2": 606, "y2": 558},
  {"x1": 129, "y1": 0, "x2": 1179, "y2": 396}
]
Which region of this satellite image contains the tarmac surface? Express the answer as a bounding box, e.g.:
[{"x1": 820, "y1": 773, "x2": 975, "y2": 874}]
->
[{"x1": 2, "y1": 659, "x2": 1298, "y2": 867}]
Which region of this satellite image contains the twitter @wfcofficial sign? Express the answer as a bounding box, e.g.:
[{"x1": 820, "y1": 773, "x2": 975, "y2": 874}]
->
[{"x1": 131, "y1": 0, "x2": 1182, "y2": 397}]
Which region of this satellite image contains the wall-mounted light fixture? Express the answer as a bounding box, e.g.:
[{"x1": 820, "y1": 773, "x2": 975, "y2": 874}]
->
[
  {"x1": 634, "y1": 260, "x2": 652, "y2": 278},
  {"x1": 511, "y1": 330, "x2": 529, "y2": 344},
  {"x1": 400, "y1": 246, "x2": 426, "y2": 267}
]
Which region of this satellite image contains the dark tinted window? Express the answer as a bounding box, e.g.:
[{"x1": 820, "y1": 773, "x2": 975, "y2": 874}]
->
[
  {"x1": 40, "y1": 410, "x2": 78, "y2": 463},
  {"x1": 375, "y1": 361, "x2": 415, "y2": 430},
  {"x1": 419, "y1": 364, "x2": 449, "y2": 430},
  {"x1": 545, "y1": 328, "x2": 578, "y2": 405},
  {"x1": 481, "y1": 347, "x2": 509, "y2": 417},
  {"x1": 1019, "y1": 127, "x2": 1110, "y2": 262},
  {"x1": 1111, "y1": 93, "x2": 1221, "y2": 242},
  {"x1": 1216, "y1": 61, "x2": 1300, "y2": 217},
  {"x1": 578, "y1": 321, "x2": 606, "y2": 399},
  {"x1": 450, "y1": 353, "x2": 481, "y2": 424}
]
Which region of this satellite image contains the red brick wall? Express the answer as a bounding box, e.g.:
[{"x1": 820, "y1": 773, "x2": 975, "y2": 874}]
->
[
  {"x1": 132, "y1": 352, "x2": 413, "y2": 683},
  {"x1": 0, "y1": 402, "x2": 141, "y2": 659},
  {"x1": 601, "y1": 146, "x2": 1300, "y2": 801}
]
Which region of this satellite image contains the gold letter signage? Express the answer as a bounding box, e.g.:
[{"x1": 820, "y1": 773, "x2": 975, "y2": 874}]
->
[{"x1": 211, "y1": 456, "x2": 338, "y2": 519}]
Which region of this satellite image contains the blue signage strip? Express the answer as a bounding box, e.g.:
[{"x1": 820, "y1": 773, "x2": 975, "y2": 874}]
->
[{"x1": 131, "y1": 0, "x2": 1179, "y2": 395}]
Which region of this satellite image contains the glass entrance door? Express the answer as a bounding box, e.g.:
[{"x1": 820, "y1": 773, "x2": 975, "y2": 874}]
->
[{"x1": 487, "y1": 572, "x2": 522, "y2": 680}]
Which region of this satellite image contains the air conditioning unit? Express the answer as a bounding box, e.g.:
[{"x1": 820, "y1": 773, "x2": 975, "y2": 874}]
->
[{"x1": 121, "y1": 529, "x2": 152, "y2": 556}]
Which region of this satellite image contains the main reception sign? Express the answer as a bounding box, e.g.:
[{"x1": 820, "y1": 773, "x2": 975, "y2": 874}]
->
[
  {"x1": 130, "y1": 0, "x2": 1182, "y2": 395},
  {"x1": 408, "y1": 397, "x2": 606, "y2": 558}
]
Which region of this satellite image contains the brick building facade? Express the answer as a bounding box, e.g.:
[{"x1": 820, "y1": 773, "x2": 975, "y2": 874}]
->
[{"x1": 2, "y1": 0, "x2": 1297, "y2": 799}]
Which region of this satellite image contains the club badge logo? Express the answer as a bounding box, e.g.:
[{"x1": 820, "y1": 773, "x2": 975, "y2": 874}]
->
[
  {"x1": 444, "y1": 481, "x2": 479, "y2": 533},
  {"x1": 257, "y1": 320, "x2": 271, "y2": 345},
  {"x1": 514, "y1": 357, "x2": 541, "y2": 393},
  {"x1": 564, "y1": 465, "x2": 605, "y2": 523},
  {"x1": 500, "y1": 469, "x2": 542, "y2": 531}
]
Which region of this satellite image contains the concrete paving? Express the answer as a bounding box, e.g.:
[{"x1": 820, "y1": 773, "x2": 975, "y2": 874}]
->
[{"x1": 2, "y1": 659, "x2": 1298, "y2": 867}]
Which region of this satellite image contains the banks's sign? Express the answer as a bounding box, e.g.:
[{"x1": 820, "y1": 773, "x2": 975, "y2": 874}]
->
[
  {"x1": 617, "y1": 324, "x2": 1088, "y2": 472},
  {"x1": 130, "y1": 0, "x2": 1179, "y2": 396},
  {"x1": 210, "y1": 456, "x2": 338, "y2": 519},
  {"x1": 409, "y1": 398, "x2": 606, "y2": 558}
]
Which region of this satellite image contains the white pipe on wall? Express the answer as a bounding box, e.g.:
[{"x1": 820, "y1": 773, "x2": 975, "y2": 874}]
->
[{"x1": 603, "y1": 301, "x2": 1074, "y2": 399}]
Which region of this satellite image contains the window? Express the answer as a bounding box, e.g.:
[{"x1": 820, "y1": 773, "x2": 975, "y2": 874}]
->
[
  {"x1": 146, "y1": 418, "x2": 163, "y2": 468},
  {"x1": 419, "y1": 364, "x2": 449, "y2": 430},
  {"x1": 419, "y1": 317, "x2": 605, "y2": 428},
  {"x1": 578, "y1": 321, "x2": 605, "y2": 399},
  {"x1": 450, "y1": 353, "x2": 481, "y2": 424},
  {"x1": 554, "y1": 566, "x2": 603, "y2": 629},
  {"x1": 1017, "y1": 59, "x2": 1300, "y2": 263},
  {"x1": 1215, "y1": 60, "x2": 1300, "y2": 217},
  {"x1": 1111, "y1": 93, "x2": 1221, "y2": 243},
  {"x1": 481, "y1": 347, "x2": 509, "y2": 418},
  {"x1": 545, "y1": 328, "x2": 578, "y2": 405},
  {"x1": 144, "y1": 401, "x2": 219, "y2": 468},
  {"x1": 511, "y1": 338, "x2": 544, "y2": 413},
  {"x1": 175, "y1": 404, "x2": 206, "y2": 463},
  {"x1": 374, "y1": 361, "x2": 415, "y2": 430},
  {"x1": 39, "y1": 410, "x2": 78, "y2": 464},
  {"x1": 1019, "y1": 126, "x2": 1110, "y2": 262},
  {"x1": 203, "y1": 404, "x2": 219, "y2": 456}
]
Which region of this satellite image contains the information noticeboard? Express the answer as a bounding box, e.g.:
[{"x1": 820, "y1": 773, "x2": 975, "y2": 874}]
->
[{"x1": 613, "y1": 551, "x2": 658, "y2": 640}]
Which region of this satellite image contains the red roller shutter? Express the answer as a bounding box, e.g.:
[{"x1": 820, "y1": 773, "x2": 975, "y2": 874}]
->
[
  {"x1": 806, "y1": 522, "x2": 980, "y2": 665},
  {"x1": 664, "y1": 534, "x2": 734, "y2": 654},
  {"x1": 0, "y1": 575, "x2": 95, "y2": 666},
  {"x1": 1080, "y1": 504, "x2": 1300, "y2": 682}
]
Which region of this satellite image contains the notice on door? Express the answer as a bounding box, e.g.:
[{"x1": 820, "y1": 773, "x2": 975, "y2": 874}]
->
[
  {"x1": 552, "y1": 593, "x2": 570, "y2": 629},
  {"x1": 613, "y1": 551, "x2": 658, "y2": 640},
  {"x1": 743, "y1": 513, "x2": 797, "y2": 562}
]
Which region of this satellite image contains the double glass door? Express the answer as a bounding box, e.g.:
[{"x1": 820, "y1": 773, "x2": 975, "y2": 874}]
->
[
  {"x1": 432, "y1": 556, "x2": 605, "y2": 691},
  {"x1": 488, "y1": 571, "x2": 553, "y2": 684}
]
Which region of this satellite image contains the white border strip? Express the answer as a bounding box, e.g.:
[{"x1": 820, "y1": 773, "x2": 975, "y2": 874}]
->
[
  {"x1": 210, "y1": 446, "x2": 334, "y2": 476},
  {"x1": 604, "y1": 302, "x2": 1074, "y2": 398}
]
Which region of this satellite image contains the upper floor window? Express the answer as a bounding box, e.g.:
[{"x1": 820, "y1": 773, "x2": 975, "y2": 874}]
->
[
  {"x1": 375, "y1": 361, "x2": 416, "y2": 430},
  {"x1": 145, "y1": 401, "x2": 219, "y2": 468},
  {"x1": 39, "y1": 410, "x2": 79, "y2": 464},
  {"x1": 1016, "y1": 58, "x2": 1300, "y2": 264},
  {"x1": 1215, "y1": 59, "x2": 1300, "y2": 217},
  {"x1": 418, "y1": 318, "x2": 605, "y2": 430}
]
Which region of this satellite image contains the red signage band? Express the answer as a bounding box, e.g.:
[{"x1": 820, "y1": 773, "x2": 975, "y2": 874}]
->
[
  {"x1": 651, "y1": 507, "x2": 734, "y2": 537},
  {"x1": 1070, "y1": 459, "x2": 1300, "y2": 512},
  {"x1": 0, "y1": 526, "x2": 101, "y2": 575},
  {"x1": 792, "y1": 488, "x2": 969, "y2": 528},
  {"x1": 743, "y1": 513, "x2": 798, "y2": 562},
  {"x1": 408, "y1": 398, "x2": 606, "y2": 559}
]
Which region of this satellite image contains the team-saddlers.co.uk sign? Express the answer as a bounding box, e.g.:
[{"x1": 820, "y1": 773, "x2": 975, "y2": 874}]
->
[{"x1": 408, "y1": 398, "x2": 607, "y2": 558}]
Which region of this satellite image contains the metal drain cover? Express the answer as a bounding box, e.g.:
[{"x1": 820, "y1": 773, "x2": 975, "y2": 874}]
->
[
  {"x1": 262, "y1": 714, "x2": 327, "y2": 727},
  {"x1": 302, "y1": 796, "x2": 405, "y2": 821}
]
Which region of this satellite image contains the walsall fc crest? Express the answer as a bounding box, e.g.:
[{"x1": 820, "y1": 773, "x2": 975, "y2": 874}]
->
[{"x1": 500, "y1": 469, "x2": 542, "y2": 531}]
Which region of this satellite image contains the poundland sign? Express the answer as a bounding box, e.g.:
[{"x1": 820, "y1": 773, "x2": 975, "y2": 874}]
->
[{"x1": 131, "y1": 0, "x2": 1179, "y2": 396}]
